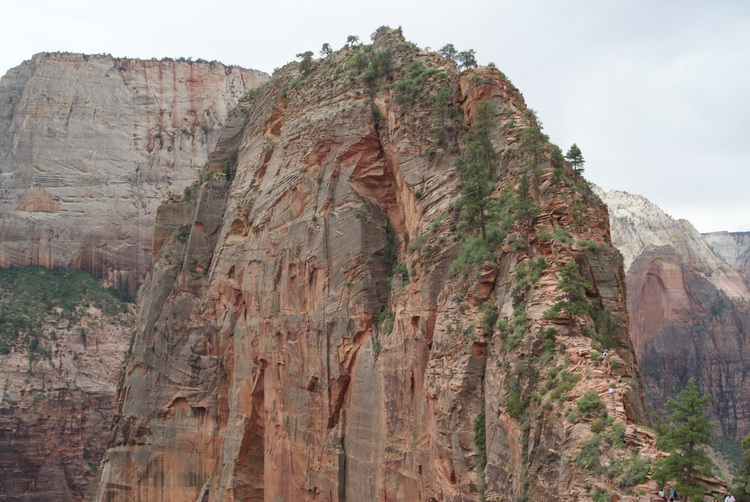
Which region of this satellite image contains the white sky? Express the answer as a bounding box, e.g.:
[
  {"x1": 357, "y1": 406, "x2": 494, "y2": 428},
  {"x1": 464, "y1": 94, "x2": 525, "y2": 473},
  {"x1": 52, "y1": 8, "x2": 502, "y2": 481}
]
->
[{"x1": 2, "y1": 0, "x2": 748, "y2": 232}]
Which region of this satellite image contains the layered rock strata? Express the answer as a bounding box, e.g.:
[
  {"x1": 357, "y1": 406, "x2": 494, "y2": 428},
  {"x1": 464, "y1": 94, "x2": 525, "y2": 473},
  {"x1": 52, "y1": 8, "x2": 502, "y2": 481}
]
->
[
  {"x1": 92, "y1": 29, "x2": 655, "y2": 501},
  {"x1": 600, "y1": 189, "x2": 750, "y2": 440},
  {"x1": 0, "y1": 53, "x2": 268, "y2": 296}
]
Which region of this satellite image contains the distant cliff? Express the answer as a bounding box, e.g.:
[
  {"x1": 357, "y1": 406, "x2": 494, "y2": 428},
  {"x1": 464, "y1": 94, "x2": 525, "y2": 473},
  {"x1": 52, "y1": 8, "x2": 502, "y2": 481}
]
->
[
  {"x1": 704, "y1": 231, "x2": 750, "y2": 287},
  {"x1": 600, "y1": 188, "x2": 750, "y2": 441},
  {"x1": 0, "y1": 54, "x2": 266, "y2": 502},
  {"x1": 91, "y1": 28, "x2": 658, "y2": 502},
  {"x1": 0, "y1": 53, "x2": 268, "y2": 296}
]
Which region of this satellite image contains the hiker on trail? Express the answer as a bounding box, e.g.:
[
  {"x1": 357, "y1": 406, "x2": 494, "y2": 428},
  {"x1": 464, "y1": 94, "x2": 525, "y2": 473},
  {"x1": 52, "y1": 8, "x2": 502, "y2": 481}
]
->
[
  {"x1": 601, "y1": 349, "x2": 609, "y2": 363},
  {"x1": 609, "y1": 387, "x2": 614, "y2": 398},
  {"x1": 669, "y1": 487, "x2": 676, "y2": 501},
  {"x1": 618, "y1": 375, "x2": 622, "y2": 384},
  {"x1": 725, "y1": 493, "x2": 735, "y2": 502},
  {"x1": 658, "y1": 488, "x2": 666, "y2": 500}
]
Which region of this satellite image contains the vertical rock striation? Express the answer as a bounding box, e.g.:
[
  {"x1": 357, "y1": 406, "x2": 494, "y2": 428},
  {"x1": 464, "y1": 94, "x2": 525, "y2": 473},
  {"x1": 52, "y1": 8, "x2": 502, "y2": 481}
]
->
[
  {"x1": 0, "y1": 53, "x2": 268, "y2": 296},
  {"x1": 600, "y1": 188, "x2": 750, "y2": 441},
  {"x1": 92, "y1": 29, "x2": 655, "y2": 501}
]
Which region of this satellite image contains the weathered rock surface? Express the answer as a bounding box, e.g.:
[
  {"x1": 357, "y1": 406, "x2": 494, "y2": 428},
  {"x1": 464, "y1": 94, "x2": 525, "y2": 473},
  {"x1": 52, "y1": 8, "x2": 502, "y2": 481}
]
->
[
  {"x1": 91, "y1": 28, "x2": 655, "y2": 501},
  {"x1": 0, "y1": 53, "x2": 268, "y2": 296},
  {"x1": 0, "y1": 305, "x2": 134, "y2": 501},
  {"x1": 600, "y1": 188, "x2": 750, "y2": 441},
  {"x1": 704, "y1": 231, "x2": 750, "y2": 286}
]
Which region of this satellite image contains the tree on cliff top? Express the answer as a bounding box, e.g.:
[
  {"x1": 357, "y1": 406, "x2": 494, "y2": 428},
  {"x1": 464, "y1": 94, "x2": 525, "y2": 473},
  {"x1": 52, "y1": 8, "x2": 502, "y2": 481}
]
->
[
  {"x1": 654, "y1": 378, "x2": 713, "y2": 501},
  {"x1": 565, "y1": 143, "x2": 585, "y2": 175}
]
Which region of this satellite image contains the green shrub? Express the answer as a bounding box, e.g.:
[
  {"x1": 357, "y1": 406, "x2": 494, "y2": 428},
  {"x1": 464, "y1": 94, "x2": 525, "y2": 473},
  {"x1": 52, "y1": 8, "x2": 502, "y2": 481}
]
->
[
  {"x1": 617, "y1": 454, "x2": 650, "y2": 488},
  {"x1": 575, "y1": 434, "x2": 602, "y2": 471},
  {"x1": 447, "y1": 235, "x2": 494, "y2": 277},
  {"x1": 375, "y1": 307, "x2": 394, "y2": 336},
  {"x1": 602, "y1": 422, "x2": 625, "y2": 447},
  {"x1": 550, "y1": 370, "x2": 581, "y2": 401},
  {"x1": 480, "y1": 305, "x2": 499, "y2": 337},
  {"x1": 577, "y1": 389, "x2": 606, "y2": 418},
  {"x1": 0, "y1": 265, "x2": 132, "y2": 346},
  {"x1": 591, "y1": 489, "x2": 611, "y2": 502},
  {"x1": 474, "y1": 406, "x2": 487, "y2": 471},
  {"x1": 175, "y1": 226, "x2": 190, "y2": 243}
]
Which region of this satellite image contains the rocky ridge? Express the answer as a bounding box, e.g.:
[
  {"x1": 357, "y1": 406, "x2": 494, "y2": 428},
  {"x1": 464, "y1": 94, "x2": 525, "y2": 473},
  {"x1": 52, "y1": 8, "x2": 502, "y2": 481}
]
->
[
  {"x1": 0, "y1": 52, "x2": 269, "y2": 296},
  {"x1": 91, "y1": 28, "x2": 661, "y2": 501},
  {"x1": 599, "y1": 188, "x2": 750, "y2": 442}
]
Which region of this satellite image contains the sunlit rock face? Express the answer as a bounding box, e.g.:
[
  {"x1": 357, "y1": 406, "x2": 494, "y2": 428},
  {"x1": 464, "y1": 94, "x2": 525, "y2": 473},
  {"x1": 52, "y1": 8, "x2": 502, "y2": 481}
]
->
[
  {"x1": 0, "y1": 52, "x2": 268, "y2": 296},
  {"x1": 91, "y1": 29, "x2": 655, "y2": 502},
  {"x1": 600, "y1": 188, "x2": 750, "y2": 440}
]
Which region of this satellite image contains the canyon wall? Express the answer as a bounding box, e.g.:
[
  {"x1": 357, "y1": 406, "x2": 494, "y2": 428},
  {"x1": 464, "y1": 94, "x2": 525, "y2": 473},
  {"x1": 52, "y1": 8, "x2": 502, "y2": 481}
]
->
[
  {"x1": 91, "y1": 29, "x2": 657, "y2": 502},
  {"x1": 0, "y1": 53, "x2": 268, "y2": 296},
  {"x1": 600, "y1": 189, "x2": 750, "y2": 441},
  {"x1": 0, "y1": 54, "x2": 267, "y2": 501}
]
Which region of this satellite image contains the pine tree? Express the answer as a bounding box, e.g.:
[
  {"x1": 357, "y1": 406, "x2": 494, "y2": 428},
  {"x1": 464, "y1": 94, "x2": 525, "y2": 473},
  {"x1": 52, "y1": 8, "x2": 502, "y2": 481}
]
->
[
  {"x1": 439, "y1": 43, "x2": 458, "y2": 61},
  {"x1": 543, "y1": 261, "x2": 591, "y2": 323},
  {"x1": 654, "y1": 378, "x2": 713, "y2": 501},
  {"x1": 454, "y1": 98, "x2": 497, "y2": 240},
  {"x1": 516, "y1": 109, "x2": 549, "y2": 174},
  {"x1": 565, "y1": 143, "x2": 585, "y2": 175},
  {"x1": 457, "y1": 49, "x2": 477, "y2": 70},
  {"x1": 514, "y1": 176, "x2": 540, "y2": 226},
  {"x1": 296, "y1": 51, "x2": 314, "y2": 75}
]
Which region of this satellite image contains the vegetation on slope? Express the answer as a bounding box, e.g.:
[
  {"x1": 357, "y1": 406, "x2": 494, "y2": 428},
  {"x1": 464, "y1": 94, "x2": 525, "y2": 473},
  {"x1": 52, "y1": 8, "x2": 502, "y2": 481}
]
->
[{"x1": 0, "y1": 265, "x2": 133, "y2": 356}]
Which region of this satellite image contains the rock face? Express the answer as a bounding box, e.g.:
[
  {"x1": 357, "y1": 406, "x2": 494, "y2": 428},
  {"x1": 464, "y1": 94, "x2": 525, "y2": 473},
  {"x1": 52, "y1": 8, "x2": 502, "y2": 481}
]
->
[
  {"x1": 704, "y1": 231, "x2": 750, "y2": 286},
  {"x1": 0, "y1": 53, "x2": 269, "y2": 296},
  {"x1": 0, "y1": 300, "x2": 134, "y2": 501},
  {"x1": 91, "y1": 29, "x2": 655, "y2": 501},
  {"x1": 600, "y1": 189, "x2": 750, "y2": 440}
]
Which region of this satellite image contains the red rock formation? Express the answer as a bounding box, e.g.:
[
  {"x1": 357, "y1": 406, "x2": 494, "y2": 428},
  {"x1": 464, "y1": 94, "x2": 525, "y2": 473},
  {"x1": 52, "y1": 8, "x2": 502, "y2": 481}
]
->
[
  {"x1": 602, "y1": 189, "x2": 750, "y2": 442},
  {"x1": 91, "y1": 28, "x2": 655, "y2": 501},
  {"x1": 0, "y1": 53, "x2": 268, "y2": 296}
]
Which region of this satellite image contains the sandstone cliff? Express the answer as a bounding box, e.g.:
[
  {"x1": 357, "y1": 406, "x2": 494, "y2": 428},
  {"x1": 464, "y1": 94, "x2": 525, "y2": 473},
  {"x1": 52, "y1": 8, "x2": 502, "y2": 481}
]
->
[
  {"x1": 0, "y1": 53, "x2": 269, "y2": 296},
  {"x1": 91, "y1": 29, "x2": 657, "y2": 501},
  {"x1": 0, "y1": 54, "x2": 267, "y2": 501},
  {"x1": 600, "y1": 189, "x2": 750, "y2": 442}
]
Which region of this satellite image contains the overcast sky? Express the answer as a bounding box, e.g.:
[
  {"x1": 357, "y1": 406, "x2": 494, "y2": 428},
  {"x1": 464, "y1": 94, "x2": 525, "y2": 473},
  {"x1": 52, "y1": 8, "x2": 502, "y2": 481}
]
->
[{"x1": 2, "y1": 0, "x2": 748, "y2": 232}]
